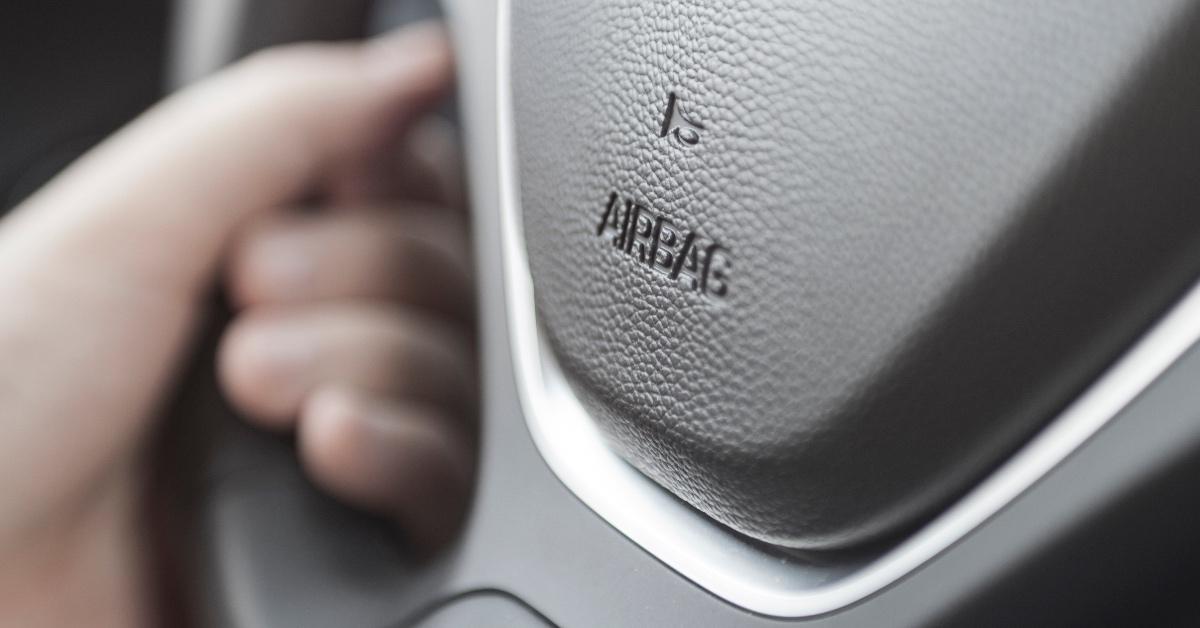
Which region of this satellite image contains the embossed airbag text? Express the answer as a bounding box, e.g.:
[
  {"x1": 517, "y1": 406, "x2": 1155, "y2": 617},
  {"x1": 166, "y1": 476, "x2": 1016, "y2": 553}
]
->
[{"x1": 595, "y1": 191, "x2": 730, "y2": 300}]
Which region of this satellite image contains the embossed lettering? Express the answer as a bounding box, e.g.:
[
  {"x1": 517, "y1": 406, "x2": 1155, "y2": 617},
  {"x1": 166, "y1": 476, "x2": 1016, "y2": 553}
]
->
[{"x1": 594, "y1": 191, "x2": 730, "y2": 300}]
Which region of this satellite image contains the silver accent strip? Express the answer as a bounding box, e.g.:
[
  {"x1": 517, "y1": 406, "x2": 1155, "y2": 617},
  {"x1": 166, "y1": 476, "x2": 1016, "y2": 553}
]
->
[
  {"x1": 495, "y1": 0, "x2": 1200, "y2": 617},
  {"x1": 168, "y1": 0, "x2": 247, "y2": 88}
]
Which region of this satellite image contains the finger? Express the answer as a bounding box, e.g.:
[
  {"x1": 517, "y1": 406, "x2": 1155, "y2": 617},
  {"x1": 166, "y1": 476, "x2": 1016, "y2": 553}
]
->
[
  {"x1": 218, "y1": 303, "x2": 475, "y2": 429},
  {"x1": 388, "y1": 115, "x2": 465, "y2": 209},
  {"x1": 299, "y1": 387, "x2": 473, "y2": 551},
  {"x1": 227, "y1": 207, "x2": 473, "y2": 320},
  {"x1": 0, "y1": 21, "x2": 453, "y2": 304}
]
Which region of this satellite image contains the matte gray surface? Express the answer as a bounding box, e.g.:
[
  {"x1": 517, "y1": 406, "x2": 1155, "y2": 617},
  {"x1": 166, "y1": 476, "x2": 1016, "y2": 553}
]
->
[
  {"x1": 412, "y1": 593, "x2": 554, "y2": 628},
  {"x1": 512, "y1": 0, "x2": 1200, "y2": 548}
]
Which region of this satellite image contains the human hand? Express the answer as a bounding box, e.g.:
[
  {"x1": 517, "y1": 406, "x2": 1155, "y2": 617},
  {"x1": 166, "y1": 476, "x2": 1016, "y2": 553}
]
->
[{"x1": 0, "y1": 22, "x2": 472, "y2": 627}]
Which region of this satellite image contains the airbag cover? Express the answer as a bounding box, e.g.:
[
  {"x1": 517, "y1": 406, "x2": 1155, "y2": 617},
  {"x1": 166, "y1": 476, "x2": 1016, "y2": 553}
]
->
[{"x1": 511, "y1": 0, "x2": 1200, "y2": 548}]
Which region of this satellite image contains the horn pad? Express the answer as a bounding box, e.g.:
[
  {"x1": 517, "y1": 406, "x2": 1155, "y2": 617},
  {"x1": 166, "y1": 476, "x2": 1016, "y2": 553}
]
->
[{"x1": 510, "y1": 0, "x2": 1200, "y2": 548}]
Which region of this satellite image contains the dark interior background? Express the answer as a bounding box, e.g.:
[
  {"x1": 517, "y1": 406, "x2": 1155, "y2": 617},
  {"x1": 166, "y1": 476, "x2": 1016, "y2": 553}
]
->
[{"x1": 1, "y1": 3, "x2": 168, "y2": 211}]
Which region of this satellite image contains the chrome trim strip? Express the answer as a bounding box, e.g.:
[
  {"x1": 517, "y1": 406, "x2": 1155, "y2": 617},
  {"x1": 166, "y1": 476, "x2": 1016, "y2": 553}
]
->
[
  {"x1": 168, "y1": 0, "x2": 246, "y2": 88},
  {"x1": 496, "y1": 0, "x2": 1199, "y2": 617}
]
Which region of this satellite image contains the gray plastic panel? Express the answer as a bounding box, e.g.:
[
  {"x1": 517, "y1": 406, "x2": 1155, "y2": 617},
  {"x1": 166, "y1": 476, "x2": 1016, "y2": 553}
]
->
[{"x1": 412, "y1": 593, "x2": 554, "y2": 628}]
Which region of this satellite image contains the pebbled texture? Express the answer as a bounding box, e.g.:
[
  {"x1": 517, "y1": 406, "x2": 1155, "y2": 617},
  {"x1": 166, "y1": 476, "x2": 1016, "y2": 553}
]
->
[{"x1": 511, "y1": 0, "x2": 1200, "y2": 548}]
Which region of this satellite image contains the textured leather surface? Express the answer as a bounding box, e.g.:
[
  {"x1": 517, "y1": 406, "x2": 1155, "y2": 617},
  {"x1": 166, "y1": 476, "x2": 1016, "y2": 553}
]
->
[{"x1": 511, "y1": 0, "x2": 1200, "y2": 548}]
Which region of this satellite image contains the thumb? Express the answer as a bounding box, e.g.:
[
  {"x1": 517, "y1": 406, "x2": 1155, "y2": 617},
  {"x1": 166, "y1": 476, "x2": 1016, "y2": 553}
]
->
[{"x1": 0, "y1": 21, "x2": 452, "y2": 300}]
